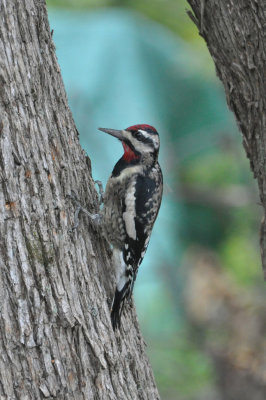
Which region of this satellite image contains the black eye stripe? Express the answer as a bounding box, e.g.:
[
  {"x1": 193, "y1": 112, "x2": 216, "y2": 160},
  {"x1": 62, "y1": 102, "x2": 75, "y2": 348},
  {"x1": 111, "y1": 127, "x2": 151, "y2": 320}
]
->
[
  {"x1": 132, "y1": 130, "x2": 157, "y2": 139},
  {"x1": 134, "y1": 132, "x2": 152, "y2": 144}
]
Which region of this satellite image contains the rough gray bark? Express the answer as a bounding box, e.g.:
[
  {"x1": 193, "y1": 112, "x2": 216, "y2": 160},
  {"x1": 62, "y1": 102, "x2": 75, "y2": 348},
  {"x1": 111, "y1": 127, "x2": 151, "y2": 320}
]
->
[
  {"x1": 186, "y1": 0, "x2": 266, "y2": 277},
  {"x1": 0, "y1": 1, "x2": 160, "y2": 399}
]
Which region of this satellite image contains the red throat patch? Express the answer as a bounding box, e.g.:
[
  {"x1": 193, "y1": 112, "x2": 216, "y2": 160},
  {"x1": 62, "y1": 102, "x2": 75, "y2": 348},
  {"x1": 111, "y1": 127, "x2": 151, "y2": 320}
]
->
[{"x1": 122, "y1": 142, "x2": 139, "y2": 162}]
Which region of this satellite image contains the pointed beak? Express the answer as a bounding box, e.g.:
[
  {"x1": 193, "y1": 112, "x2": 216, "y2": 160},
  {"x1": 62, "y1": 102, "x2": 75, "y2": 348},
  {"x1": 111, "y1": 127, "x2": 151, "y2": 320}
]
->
[{"x1": 98, "y1": 127, "x2": 124, "y2": 141}]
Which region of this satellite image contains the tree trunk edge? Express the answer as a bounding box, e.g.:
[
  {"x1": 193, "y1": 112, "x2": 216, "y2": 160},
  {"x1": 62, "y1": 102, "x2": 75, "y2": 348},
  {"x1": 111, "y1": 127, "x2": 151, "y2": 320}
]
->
[{"x1": 187, "y1": 0, "x2": 266, "y2": 277}]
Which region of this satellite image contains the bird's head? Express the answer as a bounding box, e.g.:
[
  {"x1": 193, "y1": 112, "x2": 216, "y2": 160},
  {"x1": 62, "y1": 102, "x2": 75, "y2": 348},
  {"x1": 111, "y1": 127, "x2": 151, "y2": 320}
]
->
[{"x1": 98, "y1": 124, "x2": 160, "y2": 164}]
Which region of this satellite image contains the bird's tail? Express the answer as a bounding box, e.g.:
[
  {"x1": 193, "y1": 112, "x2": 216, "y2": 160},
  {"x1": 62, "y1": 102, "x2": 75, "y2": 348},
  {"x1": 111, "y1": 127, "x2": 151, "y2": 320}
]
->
[
  {"x1": 111, "y1": 249, "x2": 137, "y2": 329},
  {"x1": 110, "y1": 285, "x2": 128, "y2": 330},
  {"x1": 111, "y1": 273, "x2": 136, "y2": 330}
]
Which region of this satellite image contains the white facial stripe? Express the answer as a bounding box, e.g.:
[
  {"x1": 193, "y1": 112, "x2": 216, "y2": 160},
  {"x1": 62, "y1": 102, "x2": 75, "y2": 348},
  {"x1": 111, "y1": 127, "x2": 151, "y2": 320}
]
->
[
  {"x1": 138, "y1": 130, "x2": 160, "y2": 150},
  {"x1": 134, "y1": 140, "x2": 153, "y2": 153},
  {"x1": 152, "y1": 135, "x2": 160, "y2": 149},
  {"x1": 123, "y1": 130, "x2": 133, "y2": 141},
  {"x1": 138, "y1": 129, "x2": 151, "y2": 139}
]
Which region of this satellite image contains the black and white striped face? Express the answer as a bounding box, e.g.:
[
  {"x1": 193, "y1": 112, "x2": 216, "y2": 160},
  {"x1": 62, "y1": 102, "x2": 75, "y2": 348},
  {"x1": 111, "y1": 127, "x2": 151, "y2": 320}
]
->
[
  {"x1": 124, "y1": 125, "x2": 160, "y2": 155},
  {"x1": 98, "y1": 124, "x2": 160, "y2": 160}
]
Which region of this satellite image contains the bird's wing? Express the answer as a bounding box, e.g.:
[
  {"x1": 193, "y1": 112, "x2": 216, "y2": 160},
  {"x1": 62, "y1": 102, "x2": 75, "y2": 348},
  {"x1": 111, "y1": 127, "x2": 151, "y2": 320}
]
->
[{"x1": 122, "y1": 172, "x2": 162, "y2": 277}]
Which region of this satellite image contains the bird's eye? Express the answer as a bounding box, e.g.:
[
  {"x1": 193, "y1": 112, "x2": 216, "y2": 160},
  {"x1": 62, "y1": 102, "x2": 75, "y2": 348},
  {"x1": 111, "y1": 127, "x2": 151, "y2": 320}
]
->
[{"x1": 135, "y1": 131, "x2": 142, "y2": 139}]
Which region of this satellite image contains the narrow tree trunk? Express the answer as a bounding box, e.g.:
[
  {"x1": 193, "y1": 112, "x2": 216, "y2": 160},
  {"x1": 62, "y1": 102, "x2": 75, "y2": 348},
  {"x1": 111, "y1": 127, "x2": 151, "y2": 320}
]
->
[
  {"x1": 0, "y1": 1, "x2": 160, "y2": 399},
  {"x1": 187, "y1": 0, "x2": 266, "y2": 277}
]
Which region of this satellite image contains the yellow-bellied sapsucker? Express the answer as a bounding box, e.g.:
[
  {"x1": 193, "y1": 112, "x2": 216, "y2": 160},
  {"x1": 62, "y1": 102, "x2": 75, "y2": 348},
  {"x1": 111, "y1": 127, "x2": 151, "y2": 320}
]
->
[{"x1": 98, "y1": 124, "x2": 163, "y2": 329}]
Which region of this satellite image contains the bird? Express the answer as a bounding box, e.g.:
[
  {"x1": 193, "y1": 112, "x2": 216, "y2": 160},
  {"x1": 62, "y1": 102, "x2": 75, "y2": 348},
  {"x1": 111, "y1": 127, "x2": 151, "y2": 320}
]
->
[{"x1": 98, "y1": 124, "x2": 163, "y2": 329}]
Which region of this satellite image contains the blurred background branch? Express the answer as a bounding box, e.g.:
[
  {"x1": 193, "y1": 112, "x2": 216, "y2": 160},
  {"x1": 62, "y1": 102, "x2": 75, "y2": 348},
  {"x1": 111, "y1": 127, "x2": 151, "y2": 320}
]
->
[{"x1": 179, "y1": 183, "x2": 258, "y2": 208}]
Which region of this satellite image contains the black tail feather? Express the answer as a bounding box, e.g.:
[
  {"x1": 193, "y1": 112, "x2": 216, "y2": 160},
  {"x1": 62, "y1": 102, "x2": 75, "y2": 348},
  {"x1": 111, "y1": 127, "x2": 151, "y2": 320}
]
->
[
  {"x1": 111, "y1": 288, "x2": 125, "y2": 330},
  {"x1": 111, "y1": 273, "x2": 137, "y2": 330},
  {"x1": 111, "y1": 284, "x2": 131, "y2": 330}
]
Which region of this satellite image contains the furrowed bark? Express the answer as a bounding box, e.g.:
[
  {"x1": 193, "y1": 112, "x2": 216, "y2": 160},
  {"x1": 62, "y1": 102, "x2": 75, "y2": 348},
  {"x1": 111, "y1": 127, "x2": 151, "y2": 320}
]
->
[
  {"x1": 0, "y1": 1, "x2": 160, "y2": 399},
  {"x1": 187, "y1": 0, "x2": 266, "y2": 276}
]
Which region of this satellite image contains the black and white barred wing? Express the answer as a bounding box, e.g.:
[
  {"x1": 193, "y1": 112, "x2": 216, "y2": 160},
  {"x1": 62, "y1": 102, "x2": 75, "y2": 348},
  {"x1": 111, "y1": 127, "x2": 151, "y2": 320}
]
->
[
  {"x1": 111, "y1": 168, "x2": 163, "y2": 329},
  {"x1": 124, "y1": 173, "x2": 162, "y2": 276}
]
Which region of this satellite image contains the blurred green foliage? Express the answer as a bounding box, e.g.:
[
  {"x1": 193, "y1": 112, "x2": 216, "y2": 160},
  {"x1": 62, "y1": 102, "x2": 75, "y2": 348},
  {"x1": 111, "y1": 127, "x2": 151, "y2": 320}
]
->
[
  {"x1": 149, "y1": 334, "x2": 213, "y2": 400},
  {"x1": 47, "y1": 0, "x2": 204, "y2": 44},
  {"x1": 182, "y1": 151, "x2": 245, "y2": 187},
  {"x1": 179, "y1": 144, "x2": 261, "y2": 285},
  {"x1": 221, "y1": 233, "x2": 261, "y2": 286}
]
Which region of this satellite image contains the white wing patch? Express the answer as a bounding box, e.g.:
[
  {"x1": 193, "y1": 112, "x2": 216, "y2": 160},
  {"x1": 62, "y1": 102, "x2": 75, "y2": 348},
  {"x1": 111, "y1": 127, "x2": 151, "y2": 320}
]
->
[
  {"x1": 112, "y1": 165, "x2": 142, "y2": 183},
  {"x1": 113, "y1": 249, "x2": 127, "y2": 291},
  {"x1": 122, "y1": 179, "x2": 137, "y2": 240}
]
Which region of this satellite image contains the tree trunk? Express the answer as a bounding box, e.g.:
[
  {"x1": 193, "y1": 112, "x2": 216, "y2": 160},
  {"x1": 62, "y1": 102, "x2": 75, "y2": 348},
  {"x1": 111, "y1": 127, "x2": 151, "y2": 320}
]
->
[
  {"x1": 187, "y1": 0, "x2": 266, "y2": 277},
  {"x1": 0, "y1": 1, "x2": 160, "y2": 399}
]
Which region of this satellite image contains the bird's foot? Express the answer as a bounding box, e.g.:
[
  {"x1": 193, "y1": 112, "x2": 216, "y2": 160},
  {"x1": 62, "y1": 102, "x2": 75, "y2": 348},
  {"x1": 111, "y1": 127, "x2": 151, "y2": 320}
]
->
[
  {"x1": 94, "y1": 180, "x2": 104, "y2": 205},
  {"x1": 67, "y1": 191, "x2": 102, "y2": 231}
]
